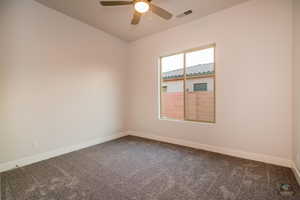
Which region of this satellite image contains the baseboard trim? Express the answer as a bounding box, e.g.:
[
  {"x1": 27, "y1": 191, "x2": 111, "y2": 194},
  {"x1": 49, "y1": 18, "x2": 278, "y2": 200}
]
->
[
  {"x1": 0, "y1": 132, "x2": 126, "y2": 173},
  {"x1": 292, "y1": 163, "x2": 300, "y2": 185},
  {"x1": 127, "y1": 130, "x2": 292, "y2": 168}
]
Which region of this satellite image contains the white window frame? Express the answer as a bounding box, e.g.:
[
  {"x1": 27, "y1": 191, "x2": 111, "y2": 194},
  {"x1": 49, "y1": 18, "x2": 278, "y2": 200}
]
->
[{"x1": 159, "y1": 44, "x2": 216, "y2": 123}]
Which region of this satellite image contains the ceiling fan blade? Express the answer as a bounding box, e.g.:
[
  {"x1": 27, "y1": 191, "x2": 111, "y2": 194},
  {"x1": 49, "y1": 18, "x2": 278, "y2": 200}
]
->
[
  {"x1": 100, "y1": 1, "x2": 133, "y2": 6},
  {"x1": 150, "y1": 4, "x2": 172, "y2": 20},
  {"x1": 131, "y1": 11, "x2": 142, "y2": 25}
]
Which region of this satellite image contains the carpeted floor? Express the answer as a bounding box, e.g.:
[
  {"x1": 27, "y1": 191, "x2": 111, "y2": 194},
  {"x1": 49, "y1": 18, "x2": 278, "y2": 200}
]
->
[{"x1": 0, "y1": 136, "x2": 299, "y2": 200}]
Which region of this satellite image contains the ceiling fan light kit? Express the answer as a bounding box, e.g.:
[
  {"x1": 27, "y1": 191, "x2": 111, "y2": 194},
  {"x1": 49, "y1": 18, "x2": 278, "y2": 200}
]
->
[
  {"x1": 99, "y1": 0, "x2": 173, "y2": 25},
  {"x1": 134, "y1": 0, "x2": 150, "y2": 13}
]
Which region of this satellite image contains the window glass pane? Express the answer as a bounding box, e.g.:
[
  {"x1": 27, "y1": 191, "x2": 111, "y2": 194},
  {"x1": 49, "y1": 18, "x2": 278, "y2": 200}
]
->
[
  {"x1": 185, "y1": 47, "x2": 215, "y2": 122},
  {"x1": 161, "y1": 54, "x2": 184, "y2": 120},
  {"x1": 194, "y1": 83, "x2": 208, "y2": 91},
  {"x1": 186, "y1": 48, "x2": 214, "y2": 67}
]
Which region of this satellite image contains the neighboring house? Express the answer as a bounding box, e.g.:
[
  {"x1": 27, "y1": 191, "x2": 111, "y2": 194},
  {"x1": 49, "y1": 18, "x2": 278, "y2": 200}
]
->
[{"x1": 162, "y1": 63, "x2": 215, "y2": 93}]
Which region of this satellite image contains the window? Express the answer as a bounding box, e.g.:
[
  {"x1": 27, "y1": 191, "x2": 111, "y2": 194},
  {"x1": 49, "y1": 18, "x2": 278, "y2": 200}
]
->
[
  {"x1": 162, "y1": 86, "x2": 168, "y2": 92},
  {"x1": 193, "y1": 83, "x2": 208, "y2": 91},
  {"x1": 160, "y1": 44, "x2": 215, "y2": 123}
]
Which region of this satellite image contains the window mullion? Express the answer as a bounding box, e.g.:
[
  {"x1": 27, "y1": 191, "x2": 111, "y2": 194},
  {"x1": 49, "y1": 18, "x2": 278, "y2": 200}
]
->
[{"x1": 183, "y1": 53, "x2": 187, "y2": 120}]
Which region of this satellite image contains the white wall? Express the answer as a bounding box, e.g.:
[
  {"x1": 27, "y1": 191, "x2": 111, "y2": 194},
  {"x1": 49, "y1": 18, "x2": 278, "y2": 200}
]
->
[
  {"x1": 293, "y1": 0, "x2": 300, "y2": 170},
  {"x1": 0, "y1": 0, "x2": 128, "y2": 165},
  {"x1": 126, "y1": 0, "x2": 293, "y2": 161},
  {"x1": 162, "y1": 81, "x2": 184, "y2": 93},
  {"x1": 162, "y1": 78, "x2": 214, "y2": 93}
]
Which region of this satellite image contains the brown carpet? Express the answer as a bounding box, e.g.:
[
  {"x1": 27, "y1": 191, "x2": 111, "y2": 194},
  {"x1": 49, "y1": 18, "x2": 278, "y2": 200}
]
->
[{"x1": 0, "y1": 136, "x2": 299, "y2": 200}]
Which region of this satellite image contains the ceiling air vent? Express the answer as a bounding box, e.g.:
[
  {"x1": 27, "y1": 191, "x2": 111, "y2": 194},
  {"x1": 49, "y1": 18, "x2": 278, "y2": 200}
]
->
[{"x1": 176, "y1": 10, "x2": 193, "y2": 18}]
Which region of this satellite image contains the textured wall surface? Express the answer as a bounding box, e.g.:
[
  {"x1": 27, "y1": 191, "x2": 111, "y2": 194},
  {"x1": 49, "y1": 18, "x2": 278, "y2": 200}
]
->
[
  {"x1": 0, "y1": 0, "x2": 128, "y2": 165},
  {"x1": 293, "y1": 0, "x2": 300, "y2": 170},
  {"x1": 126, "y1": 0, "x2": 293, "y2": 160}
]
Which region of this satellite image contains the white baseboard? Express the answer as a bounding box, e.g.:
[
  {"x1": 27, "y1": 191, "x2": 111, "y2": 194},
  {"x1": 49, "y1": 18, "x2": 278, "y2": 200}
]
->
[
  {"x1": 1, "y1": 130, "x2": 295, "y2": 177},
  {"x1": 0, "y1": 132, "x2": 127, "y2": 173},
  {"x1": 127, "y1": 130, "x2": 292, "y2": 168},
  {"x1": 292, "y1": 163, "x2": 300, "y2": 185}
]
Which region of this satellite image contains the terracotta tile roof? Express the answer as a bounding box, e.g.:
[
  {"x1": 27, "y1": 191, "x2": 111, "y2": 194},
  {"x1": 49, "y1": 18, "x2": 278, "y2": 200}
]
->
[{"x1": 163, "y1": 63, "x2": 214, "y2": 79}]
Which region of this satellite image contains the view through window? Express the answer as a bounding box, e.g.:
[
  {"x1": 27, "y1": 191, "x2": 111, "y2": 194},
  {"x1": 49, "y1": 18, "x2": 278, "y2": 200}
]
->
[{"x1": 160, "y1": 45, "x2": 215, "y2": 123}]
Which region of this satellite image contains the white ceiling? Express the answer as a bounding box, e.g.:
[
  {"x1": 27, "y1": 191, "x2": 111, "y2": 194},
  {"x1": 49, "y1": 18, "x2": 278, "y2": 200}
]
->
[{"x1": 35, "y1": 0, "x2": 250, "y2": 42}]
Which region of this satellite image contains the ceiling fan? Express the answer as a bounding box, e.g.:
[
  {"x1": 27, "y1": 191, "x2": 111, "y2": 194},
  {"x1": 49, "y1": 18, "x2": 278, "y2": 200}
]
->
[{"x1": 99, "y1": 0, "x2": 173, "y2": 25}]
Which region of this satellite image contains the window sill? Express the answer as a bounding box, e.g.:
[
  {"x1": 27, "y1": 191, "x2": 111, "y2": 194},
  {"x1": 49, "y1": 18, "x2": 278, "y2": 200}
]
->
[{"x1": 158, "y1": 117, "x2": 216, "y2": 126}]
